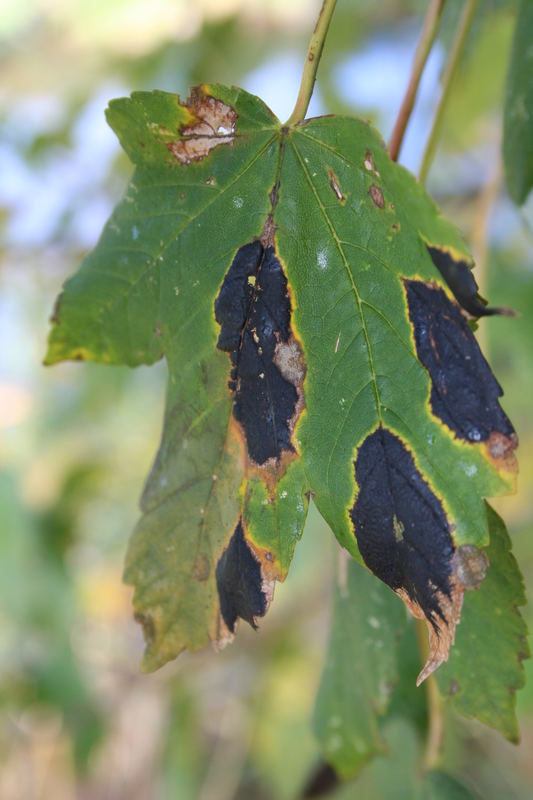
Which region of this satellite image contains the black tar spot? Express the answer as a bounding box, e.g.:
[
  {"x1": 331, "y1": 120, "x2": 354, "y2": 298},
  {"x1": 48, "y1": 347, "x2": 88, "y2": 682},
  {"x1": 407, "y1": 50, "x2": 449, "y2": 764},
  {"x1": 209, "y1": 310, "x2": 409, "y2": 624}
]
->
[
  {"x1": 405, "y1": 280, "x2": 515, "y2": 443},
  {"x1": 351, "y1": 427, "x2": 454, "y2": 628},
  {"x1": 426, "y1": 245, "x2": 500, "y2": 317},
  {"x1": 216, "y1": 520, "x2": 266, "y2": 632},
  {"x1": 215, "y1": 241, "x2": 298, "y2": 464}
]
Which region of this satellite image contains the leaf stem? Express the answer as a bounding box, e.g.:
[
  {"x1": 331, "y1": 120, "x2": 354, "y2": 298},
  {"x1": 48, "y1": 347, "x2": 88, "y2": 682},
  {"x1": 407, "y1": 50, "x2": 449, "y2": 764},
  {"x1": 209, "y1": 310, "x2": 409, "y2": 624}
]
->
[
  {"x1": 388, "y1": 0, "x2": 447, "y2": 162},
  {"x1": 415, "y1": 619, "x2": 444, "y2": 770},
  {"x1": 418, "y1": 0, "x2": 480, "y2": 184},
  {"x1": 285, "y1": 0, "x2": 338, "y2": 127},
  {"x1": 470, "y1": 158, "x2": 502, "y2": 352}
]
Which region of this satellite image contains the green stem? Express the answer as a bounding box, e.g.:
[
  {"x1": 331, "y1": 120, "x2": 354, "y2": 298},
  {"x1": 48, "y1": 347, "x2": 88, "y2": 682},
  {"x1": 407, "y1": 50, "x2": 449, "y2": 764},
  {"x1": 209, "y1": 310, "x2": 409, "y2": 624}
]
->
[
  {"x1": 285, "y1": 0, "x2": 338, "y2": 127},
  {"x1": 389, "y1": 0, "x2": 447, "y2": 162},
  {"x1": 415, "y1": 619, "x2": 444, "y2": 771},
  {"x1": 418, "y1": 0, "x2": 480, "y2": 184}
]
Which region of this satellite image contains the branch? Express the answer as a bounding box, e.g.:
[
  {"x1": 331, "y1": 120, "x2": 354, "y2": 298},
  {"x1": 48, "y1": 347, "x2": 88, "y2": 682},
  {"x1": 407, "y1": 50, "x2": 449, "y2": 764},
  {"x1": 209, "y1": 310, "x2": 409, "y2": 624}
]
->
[
  {"x1": 418, "y1": 0, "x2": 480, "y2": 184},
  {"x1": 389, "y1": 0, "x2": 447, "y2": 162},
  {"x1": 415, "y1": 619, "x2": 444, "y2": 771},
  {"x1": 285, "y1": 0, "x2": 338, "y2": 127}
]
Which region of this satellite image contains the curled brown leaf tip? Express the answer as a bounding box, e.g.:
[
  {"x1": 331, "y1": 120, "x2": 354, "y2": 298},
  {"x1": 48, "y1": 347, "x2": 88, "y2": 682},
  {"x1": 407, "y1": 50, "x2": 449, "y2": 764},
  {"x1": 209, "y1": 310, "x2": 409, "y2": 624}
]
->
[{"x1": 412, "y1": 545, "x2": 488, "y2": 686}]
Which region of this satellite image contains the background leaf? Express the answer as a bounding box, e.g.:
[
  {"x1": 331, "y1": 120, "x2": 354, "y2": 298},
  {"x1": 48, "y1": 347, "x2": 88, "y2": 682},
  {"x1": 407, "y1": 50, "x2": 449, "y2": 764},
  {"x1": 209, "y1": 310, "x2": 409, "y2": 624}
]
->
[
  {"x1": 437, "y1": 503, "x2": 530, "y2": 741},
  {"x1": 313, "y1": 555, "x2": 405, "y2": 778}
]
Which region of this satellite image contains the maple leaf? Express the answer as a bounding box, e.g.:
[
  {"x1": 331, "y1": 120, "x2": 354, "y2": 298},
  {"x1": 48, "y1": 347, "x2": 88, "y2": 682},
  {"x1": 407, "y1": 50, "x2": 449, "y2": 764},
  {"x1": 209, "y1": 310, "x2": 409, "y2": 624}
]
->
[{"x1": 46, "y1": 85, "x2": 518, "y2": 679}]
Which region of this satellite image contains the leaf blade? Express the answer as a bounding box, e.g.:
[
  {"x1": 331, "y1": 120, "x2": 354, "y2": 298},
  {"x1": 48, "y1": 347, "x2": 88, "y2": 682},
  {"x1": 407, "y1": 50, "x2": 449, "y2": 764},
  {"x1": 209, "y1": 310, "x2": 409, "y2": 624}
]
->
[
  {"x1": 437, "y1": 503, "x2": 530, "y2": 741},
  {"x1": 313, "y1": 555, "x2": 405, "y2": 779}
]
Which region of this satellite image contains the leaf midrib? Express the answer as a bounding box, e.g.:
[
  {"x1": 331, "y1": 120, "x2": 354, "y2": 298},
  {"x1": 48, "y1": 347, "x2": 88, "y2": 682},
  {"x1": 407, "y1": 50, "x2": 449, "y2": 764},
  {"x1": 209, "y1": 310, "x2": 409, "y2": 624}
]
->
[{"x1": 289, "y1": 135, "x2": 384, "y2": 427}]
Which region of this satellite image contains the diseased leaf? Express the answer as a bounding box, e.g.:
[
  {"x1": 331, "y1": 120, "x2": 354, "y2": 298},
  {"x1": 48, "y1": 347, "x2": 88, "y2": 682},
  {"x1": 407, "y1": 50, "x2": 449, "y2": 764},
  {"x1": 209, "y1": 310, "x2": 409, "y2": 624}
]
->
[
  {"x1": 437, "y1": 503, "x2": 530, "y2": 741},
  {"x1": 275, "y1": 115, "x2": 517, "y2": 681},
  {"x1": 46, "y1": 85, "x2": 518, "y2": 677},
  {"x1": 313, "y1": 554, "x2": 405, "y2": 778},
  {"x1": 503, "y1": 0, "x2": 533, "y2": 205}
]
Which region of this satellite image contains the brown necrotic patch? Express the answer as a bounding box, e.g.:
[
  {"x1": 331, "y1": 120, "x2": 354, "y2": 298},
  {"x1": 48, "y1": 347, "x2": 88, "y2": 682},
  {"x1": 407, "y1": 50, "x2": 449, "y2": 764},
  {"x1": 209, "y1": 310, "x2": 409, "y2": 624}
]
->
[
  {"x1": 350, "y1": 427, "x2": 474, "y2": 683},
  {"x1": 426, "y1": 245, "x2": 513, "y2": 318},
  {"x1": 404, "y1": 280, "x2": 517, "y2": 458},
  {"x1": 214, "y1": 241, "x2": 304, "y2": 466},
  {"x1": 369, "y1": 184, "x2": 385, "y2": 208},
  {"x1": 167, "y1": 90, "x2": 236, "y2": 165},
  {"x1": 216, "y1": 519, "x2": 272, "y2": 632},
  {"x1": 327, "y1": 168, "x2": 345, "y2": 202},
  {"x1": 363, "y1": 150, "x2": 380, "y2": 177}
]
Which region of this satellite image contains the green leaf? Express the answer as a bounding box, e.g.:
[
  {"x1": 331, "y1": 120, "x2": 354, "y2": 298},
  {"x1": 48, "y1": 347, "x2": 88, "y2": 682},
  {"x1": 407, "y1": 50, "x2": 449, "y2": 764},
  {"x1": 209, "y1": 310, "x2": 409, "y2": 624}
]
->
[
  {"x1": 437, "y1": 503, "x2": 530, "y2": 741},
  {"x1": 313, "y1": 555, "x2": 405, "y2": 778},
  {"x1": 332, "y1": 720, "x2": 421, "y2": 800},
  {"x1": 385, "y1": 618, "x2": 428, "y2": 735},
  {"x1": 503, "y1": 0, "x2": 533, "y2": 205},
  {"x1": 46, "y1": 85, "x2": 519, "y2": 677},
  {"x1": 421, "y1": 770, "x2": 475, "y2": 800}
]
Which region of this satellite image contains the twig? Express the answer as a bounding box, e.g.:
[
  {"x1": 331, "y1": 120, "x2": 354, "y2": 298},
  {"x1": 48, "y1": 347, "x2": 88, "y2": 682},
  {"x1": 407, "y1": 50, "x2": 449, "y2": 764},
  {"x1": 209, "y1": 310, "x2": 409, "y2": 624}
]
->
[
  {"x1": 418, "y1": 0, "x2": 480, "y2": 184},
  {"x1": 389, "y1": 0, "x2": 447, "y2": 162},
  {"x1": 415, "y1": 619, "x2": 443, "y2": 770},
  {"x1": 470, "y1": 157, "x2": 502, "y2": 351},
  {"x1": 285, "y1": 0, "x2": 338, "y2": 126}
]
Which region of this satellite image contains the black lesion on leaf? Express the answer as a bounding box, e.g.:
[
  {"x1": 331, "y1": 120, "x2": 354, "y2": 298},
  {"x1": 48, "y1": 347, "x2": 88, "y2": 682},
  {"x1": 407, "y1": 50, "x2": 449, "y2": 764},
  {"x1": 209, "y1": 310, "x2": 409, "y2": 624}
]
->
[
  {"x1": 351, "y1": 427, "x2": 454, "y2": 629},
  {"x1": 216, "y1": 520, "x2": 267, "y2": 632},
  {"x1": 405, "y1": 280, "x2": 516, "y2": 445},
  {"x1": 214, "y1": 241, "x2": 300, "y2": 465},
  {"x1": 426, "y1": 245, "x2": 512, "y2": 318}
]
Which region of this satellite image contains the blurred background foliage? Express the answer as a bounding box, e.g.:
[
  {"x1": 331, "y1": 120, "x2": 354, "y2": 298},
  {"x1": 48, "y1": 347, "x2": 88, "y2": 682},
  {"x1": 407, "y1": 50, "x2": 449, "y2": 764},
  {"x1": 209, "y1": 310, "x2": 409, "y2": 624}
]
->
[{"x1": 0, "y1": 0, "x2": 532, "y2": 797}]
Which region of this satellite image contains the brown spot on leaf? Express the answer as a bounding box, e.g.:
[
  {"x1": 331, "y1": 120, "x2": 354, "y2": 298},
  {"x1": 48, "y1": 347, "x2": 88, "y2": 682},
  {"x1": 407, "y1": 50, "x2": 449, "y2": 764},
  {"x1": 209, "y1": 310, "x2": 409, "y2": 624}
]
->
[
  {"x1": 260, "y1": 215, "x2": 277, "y2": 249},
  {"x1": 452, "y1": 545, "x2": 488, "y2": 590},
  {"x1": 484, "y1": 431, "x2": 519, "y2": 474},
  {"x1": 167, "y1": 90, "x2": 237, "y2": 165},
  {"x1": 449, "y1": 679, "x2": 460, "y2": 695},
  {"x1": 363, "y1": 150, "x2": 380, "y2": 177},
  {"x1": 369, "y1": 184, "x2": 385, "y2": 208},
  {"x1": 327, "y1": 168, "x2": 345, "y2": 202}
]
